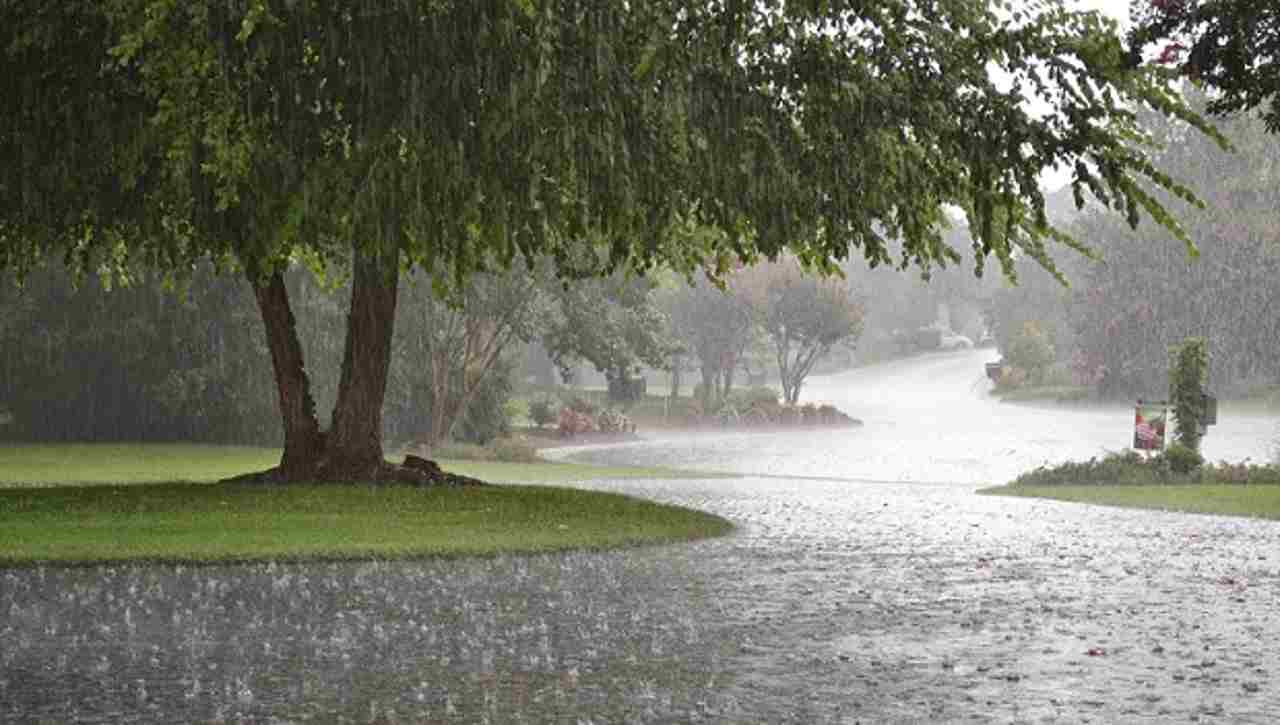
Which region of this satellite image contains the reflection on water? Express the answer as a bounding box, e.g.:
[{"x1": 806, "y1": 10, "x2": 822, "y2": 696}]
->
[{"x1": 4, "y1": 350, "x2": 1279, "y2": 721}]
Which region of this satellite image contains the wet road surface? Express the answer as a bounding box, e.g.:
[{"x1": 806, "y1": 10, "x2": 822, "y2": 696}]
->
[{"x1": 4, "y1": 350, "x2": 1279, "y2": 722}]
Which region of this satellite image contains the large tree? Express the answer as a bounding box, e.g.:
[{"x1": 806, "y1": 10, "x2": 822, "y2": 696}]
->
[{"x1": 1, "y1": 1, "x2": 1222, "y2": 483}]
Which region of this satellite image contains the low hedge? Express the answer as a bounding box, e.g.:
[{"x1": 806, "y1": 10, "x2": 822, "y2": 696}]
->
[{"x1": 1010, "y1": 449, "x2": 1280, "y2": 487}]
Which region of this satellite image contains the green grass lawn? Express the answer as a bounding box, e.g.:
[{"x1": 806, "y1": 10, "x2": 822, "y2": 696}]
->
[
  {"x1": 980, "y1": 483, "x2": 1280, "y2": 521},
  {"x1": 990, "y1": 384, "x2": 1091, "y2": 404},
  {"x1": 0, "y1": 443, "x2": 729, "y2": 487},
  {"x1": 0, "y1": 444, "x2": 734, "y2": 566},
  {"x1": 0, "y1": 444, "x2": 282, "y2": 486}
]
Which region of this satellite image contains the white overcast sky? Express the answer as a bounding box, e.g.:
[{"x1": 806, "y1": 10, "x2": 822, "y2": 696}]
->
[{"x1": 1079, "y1": 0, "x2": 1128, "y2": 23}]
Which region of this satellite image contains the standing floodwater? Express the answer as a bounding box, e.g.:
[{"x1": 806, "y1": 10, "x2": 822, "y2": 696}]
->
[{"x1": 4, "y1": 350, "x2": 1279, "y2": 722}]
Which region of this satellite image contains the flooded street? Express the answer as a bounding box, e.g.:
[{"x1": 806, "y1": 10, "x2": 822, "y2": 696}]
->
[
  {"x1": 5, "y1": 350, "x2": 1280, "y2": 722},
  {"x1": 561, "y1": 349, "x2": 1277, "y2": 485}
]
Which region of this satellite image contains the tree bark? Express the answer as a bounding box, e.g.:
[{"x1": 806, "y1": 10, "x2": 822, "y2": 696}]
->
[
  {"x1": 777, "y1": 342, "x2": 795, "y2": 405},
  {"x1": 424, "y1": 347, "x2": 457, "y2": 451},
  {"x1": 720, "y1": 353, "x2": 736, "y2": 399},
  {"x1": 225, "y1": 250, "x2": 484, "y2": 488},
  {"x1": 249, "y1": 268, "x2": 326, "y2": 479},
  {"x1": 328, "y1": 245, "x2": 400, "y2": 478},
  {"x1": 701, "y1": 368, "x2": 721, "y2": 409}
]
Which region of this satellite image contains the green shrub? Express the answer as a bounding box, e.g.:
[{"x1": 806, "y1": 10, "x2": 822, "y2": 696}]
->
[
  {"x1": 688, "y1": 385, "x2": 729, "y2": 416},
  {"x1": 504, "y1": 398, "x2": 529, "y2": 427},
  {"x1": 1011, "y1": 449, "x2": 1280, "y2": 487},
  {"x1": 566, "y1": 396, "x2": 600, "y2": 417},
  {"x1": 631, "y1": 396, "x2": 701, "y2": 425},
  {"x1": 528, "y1": 398, "x2": 559, "y2": 427},
  {"x1": 596, "y1": 408, "x2": 633, "y2": 433},
  {"x1": 431, "y1": 437, "x2": 544, "y2": 464},
  {"x1": 727, "y1": 386, "x2": 780, "y2": 408},
  {"x1": 1012, "y1": 450, "x2": 1168, "y2": 486},
  {"x1": 816, "y1": 404, "x2": 854, "y2": 424},
  {"x1": 994, "y1": 366, "x2": 1029, "y2": 392},
  {"x1": 430, "y1": 441, "x2": 494, "y2": 461},
  {"x1": 1209, "y1": 459, "x2": 1280, "y2": 484},
  {"x1": 1004, "y1": 321, "x2": 1055, "y2": 384},
  {"x1": 486, "y1": 437, "x2": 543, "y2": 463},
  {"x1": 454, "y1": 366, "x2": 514, "y2": 445},
  {"x1": 607, "y1": 376, "x2": 646, "y2": 404},
  {"x1": 1163, "y1": 443, "x2": 1204, "y2": 474},
  {"x1": 683, "y1": 396, "x2": 708, "y2": 424},
  {"x1": 1169, "y1": 337, "x2": 1209, "y2": 452}
]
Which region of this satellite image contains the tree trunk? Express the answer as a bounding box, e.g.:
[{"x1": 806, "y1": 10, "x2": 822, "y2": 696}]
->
[
  {"x1": 721, "y1": 355, "x2": 736, "y2": 399},
  {"x1": 778, "y1": 348, "x2": 795, "y2": 405},
  {"x1": 700, "y1": 365, "x2": 717, "y2": 406},
  {"x1": 424, "y1": 349, "x2": 452, "y2": 452},
  {"x1": 785, "y1": 380, "x2": 801, "y2": 405},
  {"x1": 226, "y1": 250, "x2": 484, "y2": 488},
  {"x1": 328, "y1": 245, "x2": 400, "y2": 478},
  {"x1": 250, "y1": 268, "x2": 326, "y2": 479}
]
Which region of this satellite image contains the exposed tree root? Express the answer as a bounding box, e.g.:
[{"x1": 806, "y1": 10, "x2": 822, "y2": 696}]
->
[{"x1": 220, "y1": 455, "x2": 486, "y2": 488}]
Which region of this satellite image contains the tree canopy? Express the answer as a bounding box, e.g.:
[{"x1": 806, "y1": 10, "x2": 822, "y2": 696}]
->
[
  {"x1": 1128, "y1": 0, "x2": 1280, "y2": 133},
  {"x1": 1, "y1": 0, "x2": 1226, "y2": 482},
  {"x1": 740, "y1": 259, "x2": 864, "y2": 405},
  {"x1": 1066, "y1": 95, "x2": 1280, "y2": 397}
]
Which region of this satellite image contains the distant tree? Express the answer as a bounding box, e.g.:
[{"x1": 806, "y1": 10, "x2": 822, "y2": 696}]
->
[
  {"x1": 390, "y1": 264, "x2": 553, "y2": 451},
  {"x1": 741, "y1": 260, "x2": 864, "y2": 405},
  {"x1": 663, "y1": 273, "x2": 755, "y2": 405},
  {"x1": 1067, "y1": 95, "x2": 1280, "y2": 397},
  {"x1": 1125, "y1": 0, "x2": 1280, "y2": 396},
  {"x1": 542, "y1": 272, "x2": 676, "y2": 398},
  {"x1": 2, "y1": 1, "x2": 1229, "y2": 482},
  {"x1": 986, "y1": 256, "x2": 1080, "y2": 374},
  {"x1": 0, "y1": 265, "x2": 278, "y2": 443}
]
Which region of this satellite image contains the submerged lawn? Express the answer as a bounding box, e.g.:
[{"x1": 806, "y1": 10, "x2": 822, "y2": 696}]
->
[
  {"x1": 980, "y1": 483, "x2": 1280, "y2": 521},
  {"x1": 0, "y1": 444, "x2": 734, "y2": 566}
]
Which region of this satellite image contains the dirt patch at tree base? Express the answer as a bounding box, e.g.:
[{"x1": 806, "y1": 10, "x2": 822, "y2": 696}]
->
[{"x1": 220, "y1": 457, "x2": 486, "y2": 487}]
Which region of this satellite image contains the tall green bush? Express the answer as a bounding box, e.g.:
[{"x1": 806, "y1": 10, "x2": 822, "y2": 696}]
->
[
  {"x1": 528, "y1": 398, "x2": 558, "y2": 428},
  {"x1": 451, "y1": 359, "x2": 516, "y2": 445},
  {"x1": 1005, "y1": 321, "x2": 1055, "y2": 384},
  {"x1": 1169, "y1": 337, "x2": 1209, "y2": 453}
]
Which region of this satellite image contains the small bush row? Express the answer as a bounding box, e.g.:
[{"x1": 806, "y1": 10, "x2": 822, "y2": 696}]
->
[
  {"x1": 428, "y1": 438, "x2": 543, "y2": 464},
  {"x1": 703, "y1": 400, "x2": 858, "y2": 427},
  {"x1": 523, "y1": 386, "x2": 861, "y2": 432},
  {"x1": 1012, "y1": 447, "x2": 1280, "y2": 487}
]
